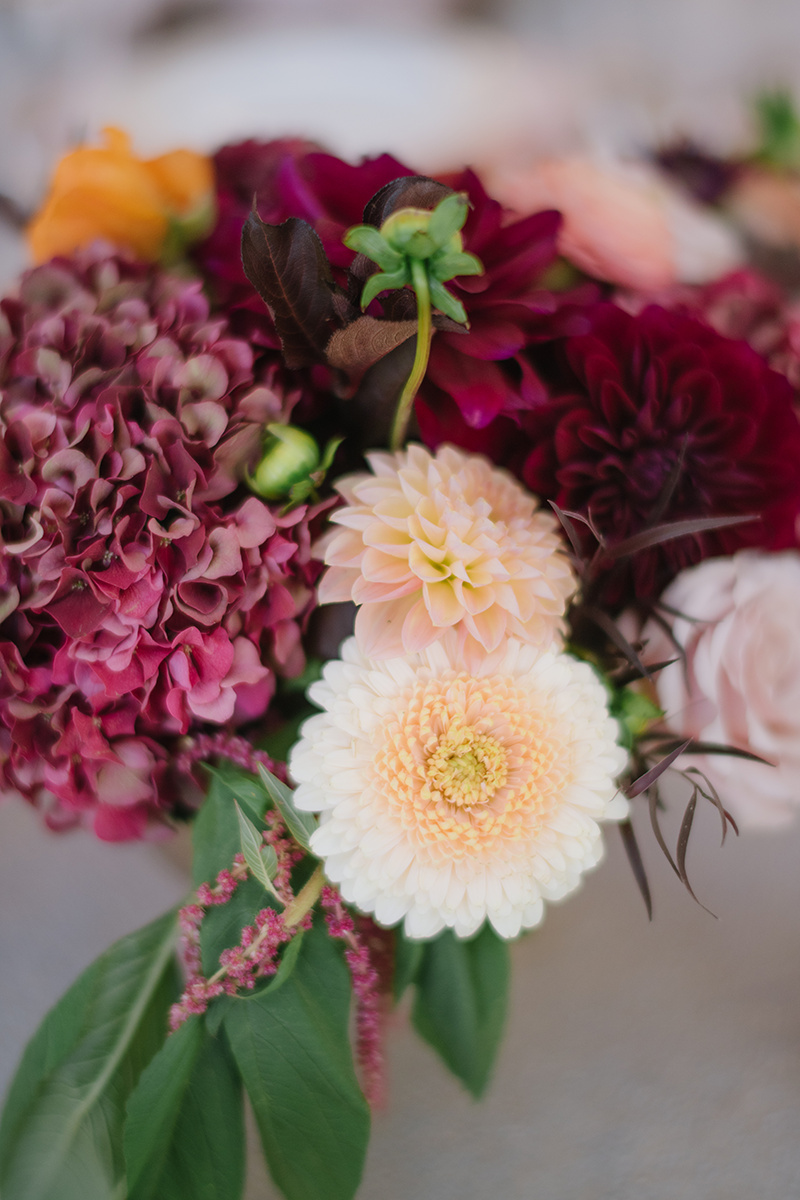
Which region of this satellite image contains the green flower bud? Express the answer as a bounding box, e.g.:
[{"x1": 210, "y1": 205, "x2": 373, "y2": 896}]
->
[{"x1": 249, "y1": 424, "x2": 321, "y2": 500}]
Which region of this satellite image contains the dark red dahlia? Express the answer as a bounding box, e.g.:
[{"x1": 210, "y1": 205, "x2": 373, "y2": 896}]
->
[
  {"x1": 623, "y1": 268, "x2": 800, "y2": 393},
  {"x1": 421, "y1": 168, "x2": 565, "y2": 430},
  {"x1": 0, "y1": 248, "x2": 321, "y2": 840},
  {"x1": 518, "y1": 303, "x2": 800, "y2": 601},
  {"x1": 195, "y1": 140, "x2": 570, "y2": 434},
  {"x1": 193, "y1": 139, "x2": 414, "y2": 346}
]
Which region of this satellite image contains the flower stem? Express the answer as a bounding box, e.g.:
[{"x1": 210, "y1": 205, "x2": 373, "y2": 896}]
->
[
  {"x1": 390, "y1": 258, "x2": 432, "y2": 451},
  {"x1": 281, "y1": 863, "x2": 325, "y2": 927},
  {"x1": 205, "y1": 863, "x2": 325, "y2": 988}
]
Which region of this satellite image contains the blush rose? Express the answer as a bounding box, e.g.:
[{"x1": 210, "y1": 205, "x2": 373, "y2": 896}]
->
[{"x1": 642, "y1": 550, "x2": 800, "y2": 827}]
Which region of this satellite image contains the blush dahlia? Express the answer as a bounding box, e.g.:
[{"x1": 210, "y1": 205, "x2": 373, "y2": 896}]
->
[{"x1": 0, "y1": 248, "x2": 320, "y2": 839}]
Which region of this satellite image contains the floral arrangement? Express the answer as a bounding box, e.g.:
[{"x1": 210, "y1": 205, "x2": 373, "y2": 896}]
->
[{"x1": 2, "y1": 111, "x2": 800, "y2": 1200}]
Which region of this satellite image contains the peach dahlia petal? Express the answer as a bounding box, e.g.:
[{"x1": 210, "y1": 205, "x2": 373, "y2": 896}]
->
[
  {"x1": 317, "y1": 443, "x2": 577, "y2": 662},
  {"x1": 288, "y1": 635, "x2": 627, "y2": 940}
]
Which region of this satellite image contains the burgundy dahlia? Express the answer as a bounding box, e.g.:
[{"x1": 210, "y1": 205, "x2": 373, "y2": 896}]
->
[
  {"x1": 194, "y1": 138, "x2": 413, "y2": 346},
  {"x1": 0, "y1": 248, "x2": 321, "y2": 840},
  {"x1": 624, "y1": 268, "x2": 800, "y2": 394},
  {"x1": 421, "y1": 168, "x2": 565, "y2": 430},
  {"x1": 196, "y1": 140, "x2": 568, "y2": 433},
  {"x1": 519, "y1": 303, "x2": 800, "y2": 601}
]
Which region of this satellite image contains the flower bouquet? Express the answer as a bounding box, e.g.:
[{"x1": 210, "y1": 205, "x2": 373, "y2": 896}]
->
[{"x1": 2, "y1": 118, "x2": 800, "y2": 1200}]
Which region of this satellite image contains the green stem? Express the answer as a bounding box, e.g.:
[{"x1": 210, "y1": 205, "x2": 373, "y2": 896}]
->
[
  {"x1": 390, "y1": 258, "x2": 432, "y2": 451},
  {"x1": 282, "y1": 863, "x2": 325, "y2": 928},
  {"x1": 206, "y1": 864, "x2": 325, "y2": 988}
]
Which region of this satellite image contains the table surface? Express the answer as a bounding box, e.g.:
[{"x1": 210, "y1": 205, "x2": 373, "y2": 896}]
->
[{"x1": 3, "y1": 788, "x2": 799, "y2": 1200}]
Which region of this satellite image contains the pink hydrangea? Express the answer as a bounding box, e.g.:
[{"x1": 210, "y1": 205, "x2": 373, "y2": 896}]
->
[{"x1": 0, "y1": 247, "x2": 321, "y2": 839}]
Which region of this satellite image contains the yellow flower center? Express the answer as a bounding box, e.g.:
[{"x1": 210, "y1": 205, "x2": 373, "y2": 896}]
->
[
  {"x1": 424, "y1": 724, "x2": 507, "y2": 808},
  {"x1": 372, "y1": 671, "x2": 573, "y2": 859}
]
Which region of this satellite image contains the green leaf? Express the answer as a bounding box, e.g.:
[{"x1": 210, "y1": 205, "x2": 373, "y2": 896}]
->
[
  {"x1": 224, "y1": 920, "x2": 370, "y2": 1200},
  {"x1": 430, "y1": 249, "x2": 484, "y2": 282},
  {"x1": 316, "y1": 435, "x2": 345, "y2": 478},
  {"x1": 276, "y1": 656, "x2": 324, "y2": 696},
  {"x1": 427, "y1": 277, "x2": 468, "y2": 325},
  {"x1": 342, "y1": 225, "x2": 403, "y2": 271},
  {"x1": 125, "y1": 1020, "x2": 245, "y2": 1200},
  {"x1": 204, "y1": 928, "x2": 307, "y2": 1037},
  {"x1": 359, "y1": 265, "x2": 411, "y2": 310},
  {"x1": 393, "y1": 929, "x2": 424, "y2": 1001},
  {"x1": 256, "y1": 762, "x2": 317, "y2": 853},
  {"x1": 426, "y1": 191, "x2": 469, "y2": 248},
  {"x1": 412, "y1": 924, "x2": 510, "y2": 1097},
  {"x1": 0, "y1": 911, "x2": 179, "y2": 1200},
  {"x1": 234, "y1": 800, "x2": 281, "y2": 900},
  {"x1": 258, "y1": 706, "x2": 315, "y2": 763},
  {"x1": 755, "y1": 88, "x2": 800, "y2": 169}
]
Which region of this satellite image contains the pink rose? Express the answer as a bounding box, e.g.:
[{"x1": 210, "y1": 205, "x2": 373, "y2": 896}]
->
[
  {"x1": 642, "y1": 551, "x2": 800, "y2": 827},
  {"x1": 485, "y1": 157, "x2": 741, "y2": 290}
]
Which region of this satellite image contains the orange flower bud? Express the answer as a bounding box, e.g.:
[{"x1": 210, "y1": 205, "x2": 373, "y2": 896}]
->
[{"x1": 27, "y1": 127, "x2": 214, "y2": 264}]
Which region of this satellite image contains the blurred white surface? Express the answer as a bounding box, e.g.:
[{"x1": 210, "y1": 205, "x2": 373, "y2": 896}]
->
[{"x1": 3, "y1": 793, "x2": 800, "y2": 1199}]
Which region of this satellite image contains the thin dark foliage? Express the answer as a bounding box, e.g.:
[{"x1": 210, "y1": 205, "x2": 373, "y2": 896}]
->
[
  {"x1": 582, "y1": 605, "x2": 653, "y2": 681},
  {"x1": 627, "y1": 739, "x2": 692, "y2": 798},
  {"x1": 618, "y1": 819, "x2": 653, "y2": 919},
  {"x1": 611, "y1": 658, "x2": 678, "y2": 687}
]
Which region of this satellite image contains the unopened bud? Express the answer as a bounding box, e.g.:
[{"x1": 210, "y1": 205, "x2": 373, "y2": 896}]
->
[{"x1": 249, "y1": 424, "x2": 320, "y2": 500}]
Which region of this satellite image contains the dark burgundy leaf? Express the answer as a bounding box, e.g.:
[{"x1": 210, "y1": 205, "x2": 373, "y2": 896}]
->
[
  {"x1": 675, "y1": 785, "x2": 715, "y2": 914},
  {"x1": 548, "y1": 502, "x2": 586, "y2": 562},
  {"x1": 647, "y1": 434, "x2": 688, "y2": 525},
  {"x1": 646, "y1": 736, "x2": 774, "y2": 766},
  {"x1": 682, "y1": 766, "x2": 739, "y2": 845},
  {"x1": 604, "y1": 514, "x2": 760, "y2": 561},
  {"x1": 326, "y1": 316, "x2": 417, "y2": 380},
  {"x1": 582, "y1": 605, "x2": 652, "y2": 681},
  {"x1": 346, "y1": 336, "x2": 419, "y2": 449},
  {"x1": 559, "y1": 506, "x2": 607, "y2": 547},
  {"x1": 241, "y1": 212, "x2": 338, "y2": 369},
  {"x1": 647, "y1": 787, "x2": 680, "y2": 879},
  {"x1": 611, "y1": 658, "x2": 678, "y2": 687},
  {"x1": 627, "y1": 739, "x2": 692, "y2": 799},
  {"x1": 363, "y1": 176, "x2": 454, "y2": 227},
  {"x1": 618, "y1": 819, "x2": 653, "y2": 920}
]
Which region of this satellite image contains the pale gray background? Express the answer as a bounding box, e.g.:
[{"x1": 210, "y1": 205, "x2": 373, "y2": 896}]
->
[{"x1": 3, "y1": 791, "x2": 800, "y2": 1199}]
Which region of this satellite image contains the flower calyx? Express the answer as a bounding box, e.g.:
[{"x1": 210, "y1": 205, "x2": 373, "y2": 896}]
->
[{"x1": 344, "y1": 192, "x2": 483, "y2": 324}]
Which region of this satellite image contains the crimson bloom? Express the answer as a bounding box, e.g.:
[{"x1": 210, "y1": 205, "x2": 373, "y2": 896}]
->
[
  {"x1": 194, "y1": 139, "x2": 413, "y2": 346},
  {"x1": 520, "y1": 303, "x2": 800, "y2": 600},
  {"x1": 196, "y1": 141, "x2": 567, "y2": 434},
  {"x1": 0, "y1": 247, "x2": 321, "y2": 839},
  {"x1": 421, "y1": 168, "x2": 564, "y2": 430}
]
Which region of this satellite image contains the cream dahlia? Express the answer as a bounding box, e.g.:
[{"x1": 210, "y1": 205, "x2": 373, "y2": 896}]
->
[
  {"x1": 317, "y1": 444, "x2": 576, "y2": 663},
  {"x1": 289, "y1": 635, "x2": 627, "y2": 939}
]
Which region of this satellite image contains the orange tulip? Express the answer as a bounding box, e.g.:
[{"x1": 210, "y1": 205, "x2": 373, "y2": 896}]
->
[{"x1": 27, "y1": 127, "x2": 214, "y2": 264}]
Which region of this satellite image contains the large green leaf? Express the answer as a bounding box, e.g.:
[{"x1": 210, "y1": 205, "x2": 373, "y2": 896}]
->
[
  {"x1": 125, "y1": 1019, "x2": 244, "y2": 1200},
  {"x1": 0, "y1": 911, "x2": 179, "y2": 1200},
  {"x1": 412, "y1": 924, "x2": 510, "y2": 1098},
  {"x1": 224, "y1": 920, "x2": 370, "y2": 1200}
]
